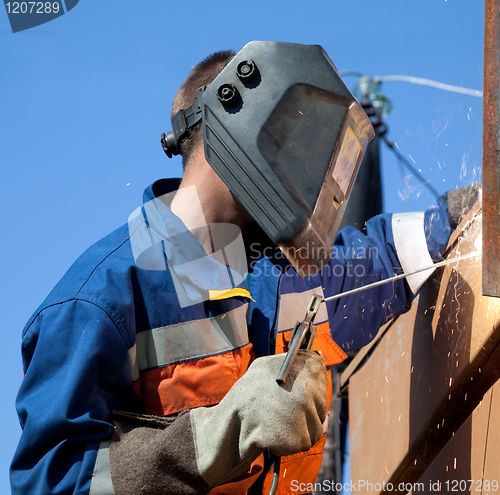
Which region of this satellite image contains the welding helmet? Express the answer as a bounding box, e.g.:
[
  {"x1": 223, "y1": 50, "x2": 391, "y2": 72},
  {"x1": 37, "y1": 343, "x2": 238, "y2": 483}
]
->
[{"x1": 162, "y1": 41, "x2": 374, "y2": 276}]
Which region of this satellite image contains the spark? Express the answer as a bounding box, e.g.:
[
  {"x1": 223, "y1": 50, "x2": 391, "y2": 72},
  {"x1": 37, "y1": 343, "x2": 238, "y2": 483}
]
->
[
  {"x1": 298, "y1": 111, "x2": 303, "y2": 115},
  {"x1": 449, "y1": 378, "x2": 453, "y2": 386},
  {"x1": 454, "y1": 458, "x2": 457, "y2": 469},
  {"x1": 127, "y1": 183, "x2": 131, "y2": 186},
  {"x1": 283, "y1": 469, "x2": 287, "y2": 478},
  {"x1": 409, "y1": 155, "x2": 416, "y2": 163},
  {"x1": 385, "y1": 466, "x2": 389, "y2": 474},
  {"x1": 399, "y1": 414, "x2": 401, "y2": 421},
  {"x1": 385, "y1": 376, "x2": 389, "y2": 383},
  {"x1": 221, "y1": 314, "x2": 226, "y2": 319}
]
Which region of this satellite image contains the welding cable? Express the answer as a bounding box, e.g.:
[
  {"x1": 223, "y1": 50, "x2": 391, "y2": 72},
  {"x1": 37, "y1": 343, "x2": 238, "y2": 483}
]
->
[
  {"x1": 373, "y1": 75, "x2": 483, "y2": 98},
  {"x1": 267, "y1": 458, "x2": 280, "y2": 495},
  {"x1": 383, "y1": 138, "x2": 441, "y2": 200},
  {"x1": 339, "y1": 72, "x2": 482, "y2": 98},
  {"x1": 340, "y1": 72, "x2": 445, "y2": 202},
  {"x1": 322, "y1": 251, "x2": 480, "y2": 304}
]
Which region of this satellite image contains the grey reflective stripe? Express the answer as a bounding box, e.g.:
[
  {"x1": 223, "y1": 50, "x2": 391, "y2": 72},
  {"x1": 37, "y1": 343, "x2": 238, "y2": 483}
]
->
[
  {"x1": 277, "y1": 287, "x2": 328, "y2": 332},
  {"x1": 90, "y1": 440, "x2": 115, "y2": 495},
  {"x1": 127, "y1": 344, "x2": 140, "y2": 382},
  {"x1": 136, "y1": 304, "x2": 249, "y2": 370}
]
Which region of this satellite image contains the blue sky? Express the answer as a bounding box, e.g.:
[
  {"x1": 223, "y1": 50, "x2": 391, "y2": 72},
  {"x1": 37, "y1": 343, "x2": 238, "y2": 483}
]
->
[{"x1": 0, "y1": 1, "x2": 484, "y2": 492}]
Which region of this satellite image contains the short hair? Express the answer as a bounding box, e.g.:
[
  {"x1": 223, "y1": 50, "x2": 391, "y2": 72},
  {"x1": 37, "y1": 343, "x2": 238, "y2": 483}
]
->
[{"x1": 171, "y1": 49, "x2": 235, "y2": 170}]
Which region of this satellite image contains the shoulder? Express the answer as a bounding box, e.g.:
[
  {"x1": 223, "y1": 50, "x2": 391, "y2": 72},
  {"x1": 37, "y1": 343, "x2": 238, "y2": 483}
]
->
[{"x1": 23, "y1": 223, "x2": 135, "y2": 334}]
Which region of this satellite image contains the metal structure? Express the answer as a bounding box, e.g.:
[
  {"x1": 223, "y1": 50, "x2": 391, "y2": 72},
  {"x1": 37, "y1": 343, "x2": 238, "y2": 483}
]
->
[
  {"x1": 482, "y1": 0, "x2": 500, "y2": 297},
  {"x1": 342, "y1": 202, "x2": 500, "y2": 493}
]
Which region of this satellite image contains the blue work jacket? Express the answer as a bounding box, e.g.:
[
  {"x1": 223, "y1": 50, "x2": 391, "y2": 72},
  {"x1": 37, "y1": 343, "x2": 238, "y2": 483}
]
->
[{"x1": 11, "y1": 178, "x2": 449, "y2": 494}]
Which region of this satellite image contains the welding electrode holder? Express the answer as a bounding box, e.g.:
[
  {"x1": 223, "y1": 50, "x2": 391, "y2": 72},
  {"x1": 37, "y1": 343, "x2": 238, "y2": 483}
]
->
[
  {"x1": 276, "y1": 294, "x2": 323, "y2": 384},
  {"x1": 266, "y1": 293, "x2": 323, "y2": 495}
]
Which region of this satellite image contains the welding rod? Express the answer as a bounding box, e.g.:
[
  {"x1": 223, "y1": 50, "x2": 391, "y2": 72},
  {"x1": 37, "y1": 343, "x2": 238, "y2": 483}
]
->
[{"x1": 322, "y1": 251, "x2": 481, "y2": 304}]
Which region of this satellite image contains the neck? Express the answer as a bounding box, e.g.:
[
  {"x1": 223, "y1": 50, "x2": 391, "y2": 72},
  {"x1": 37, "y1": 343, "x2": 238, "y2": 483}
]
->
[
  {"x1": 170, "y1": 148, "x2": 254, "y2": 253},
  {"x1": 170, "y1": 185, "x2": 214, "y2": 253}
]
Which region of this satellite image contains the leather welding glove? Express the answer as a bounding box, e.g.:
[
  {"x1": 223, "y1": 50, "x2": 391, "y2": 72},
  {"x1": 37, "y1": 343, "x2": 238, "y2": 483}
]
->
[
  {"x1": 447, "y1": 184, "x2": 481, "y2": 228},
  {"x1": 426, "y1": 184, "x2": 482, "y2": 262},
  {"x1": 108, "y1": 350, "x2": 327, "y2": 495},
  {"x1": 191, "y1": 349, "x2": 328, "y2": 488}
]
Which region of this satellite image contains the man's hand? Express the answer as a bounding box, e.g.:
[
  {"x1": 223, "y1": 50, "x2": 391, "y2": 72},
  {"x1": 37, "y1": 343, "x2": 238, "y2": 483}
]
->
[
  {"x1": 190, "y1": 350, "x2": 328, "y2": 488},
  {"x1": 447, "y1": 184, "x2": 482, "y2": 228}
]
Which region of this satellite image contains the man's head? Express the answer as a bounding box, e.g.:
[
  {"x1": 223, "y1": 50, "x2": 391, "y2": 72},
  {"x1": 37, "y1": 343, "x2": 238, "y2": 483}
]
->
[
  {"x1": 163, "y1": 41, "x2": 374, "y2": 275},
  {"x1": 171, "y1": 50, "x2": 235, "y2": 170}
]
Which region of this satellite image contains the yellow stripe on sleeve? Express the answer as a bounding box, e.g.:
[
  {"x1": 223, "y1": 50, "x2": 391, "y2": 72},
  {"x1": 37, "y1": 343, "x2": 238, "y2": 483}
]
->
[{"x1": 209, "y1": 288, "x2": 254, "y2": 301}]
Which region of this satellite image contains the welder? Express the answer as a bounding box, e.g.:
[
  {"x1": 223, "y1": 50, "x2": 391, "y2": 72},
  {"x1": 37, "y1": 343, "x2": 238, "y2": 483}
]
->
[{"x1": 11, "y1": 41, "x2": 479, "y2": 495}]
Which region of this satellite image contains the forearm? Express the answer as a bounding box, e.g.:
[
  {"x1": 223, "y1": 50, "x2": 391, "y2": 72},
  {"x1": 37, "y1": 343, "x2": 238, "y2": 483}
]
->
[
  {"x1": 108, "y1": 352, "x2": 327, "y2": 494},
  {"x1": 322, "y1": 187, "x2": 481, "y2": 351},
  {"x1": 108, "y1": 411, "x2": 210, "y2": 495}
]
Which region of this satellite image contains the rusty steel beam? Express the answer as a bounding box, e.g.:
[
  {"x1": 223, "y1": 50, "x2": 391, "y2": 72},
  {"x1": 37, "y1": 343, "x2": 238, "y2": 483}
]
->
[
  {"x1": 483, "y1": 0, "x2": 500, "y2": 297},
  {"x1": 345, "y1": 208, "x2": 500, "y2": 493}
]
